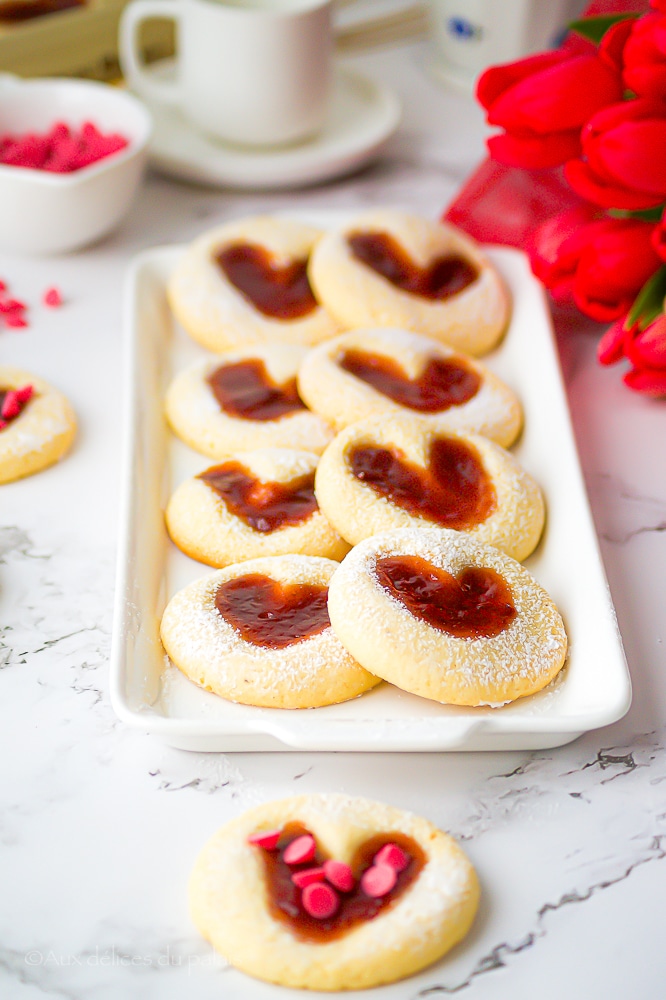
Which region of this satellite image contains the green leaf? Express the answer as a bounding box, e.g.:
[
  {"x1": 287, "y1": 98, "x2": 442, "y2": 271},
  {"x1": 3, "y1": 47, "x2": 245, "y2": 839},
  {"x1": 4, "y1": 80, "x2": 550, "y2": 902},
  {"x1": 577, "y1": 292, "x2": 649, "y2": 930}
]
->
[
  {"x1": 626, "y1": 267, "x2": 666, "y2": 331},
  {"x1": 569, "y1": 12, "x2": 641, "y2": 45},
  {"x1": 609, "y1": 205, "x2": 665, "y2": 222}
]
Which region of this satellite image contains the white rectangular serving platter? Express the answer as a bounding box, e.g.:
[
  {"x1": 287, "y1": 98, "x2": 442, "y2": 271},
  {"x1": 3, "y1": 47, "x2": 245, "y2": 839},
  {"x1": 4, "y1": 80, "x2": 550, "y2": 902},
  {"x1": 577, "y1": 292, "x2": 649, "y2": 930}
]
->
[{"x1": 110, "y1": 218, "x2": 631, "y2": 752}]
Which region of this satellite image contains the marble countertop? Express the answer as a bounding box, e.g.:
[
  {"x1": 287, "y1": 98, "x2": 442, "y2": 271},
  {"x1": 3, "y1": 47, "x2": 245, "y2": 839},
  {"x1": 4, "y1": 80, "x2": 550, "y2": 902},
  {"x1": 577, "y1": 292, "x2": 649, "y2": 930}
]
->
[{"x1": 2, "y1": 40, "x2": 666, "y2": 1000}]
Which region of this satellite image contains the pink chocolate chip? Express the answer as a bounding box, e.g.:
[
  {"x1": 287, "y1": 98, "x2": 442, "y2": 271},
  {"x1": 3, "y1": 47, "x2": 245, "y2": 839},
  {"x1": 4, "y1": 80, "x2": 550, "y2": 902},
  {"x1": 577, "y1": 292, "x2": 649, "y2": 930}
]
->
[
  {"x1": 44, "y1": 287, "x2": 63, "y2": 308},
  {"x1": 374, "y1": 843, "x2": 409, "y2": 872},
  {"x1": 247, "y1": 828, "x2": 281, "y2": 851},
  {"x1": 291, "y1": 866, "x2": 326, "y2": 889},
  {"x1": 283, "y1": 834, "x2": 316, "y2": 866},
  {"x1": 323, "y1": 859, "x2": 355, "y2": 892},
  {"x1": 361, "y1": 862, "x2": 397, "y2": 898},
  {"x1": 301, "y1": 881, "x2": 339, "y2": 920}
]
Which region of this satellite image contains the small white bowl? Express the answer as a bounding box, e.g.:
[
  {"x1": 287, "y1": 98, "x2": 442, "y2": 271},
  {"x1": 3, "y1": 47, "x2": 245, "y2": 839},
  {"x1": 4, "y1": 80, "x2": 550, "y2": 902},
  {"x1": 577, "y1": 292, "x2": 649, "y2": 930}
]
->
[{"x1": 0, "y1": 75, "x2": 152, "y2": 255}]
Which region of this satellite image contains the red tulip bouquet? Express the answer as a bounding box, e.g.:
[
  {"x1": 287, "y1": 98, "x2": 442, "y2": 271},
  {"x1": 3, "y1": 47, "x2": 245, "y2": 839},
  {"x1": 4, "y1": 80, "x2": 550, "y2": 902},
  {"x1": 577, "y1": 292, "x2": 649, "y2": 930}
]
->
[{"x1": 476, "y1": 0, "x2": 666, "y2": 397}]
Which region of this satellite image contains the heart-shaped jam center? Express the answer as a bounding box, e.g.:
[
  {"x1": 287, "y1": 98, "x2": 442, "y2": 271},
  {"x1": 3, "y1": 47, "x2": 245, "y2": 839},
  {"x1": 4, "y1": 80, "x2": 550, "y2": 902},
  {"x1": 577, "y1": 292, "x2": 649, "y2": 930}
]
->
[
  {"x1": 339, "y1": 349, "x2": 480, "y2": 412},
  {"x1": 207, "y1": 359, "x2": 306, "y2": 421},
  {"x1": 376, "y1": 554, "x2": 516, "y2": 639},
  {"x1": 252, "y1": 824, "x2": 425, "y2": 942},
  {"x1": 348, "y1": 231, "x2": 478, "y2": 300},
  {"x1": 215, "y1": 243, "x2": 318, "y2": 319},
  {"x1": 214, "y1": 574, "x2": 329, "y2": 648},
  {"x1": 349, "y1": 437, "x2": 496, "y2": 529},
  {"x1": 199, "y1": 462, "x2": 317, "y2": 532}
]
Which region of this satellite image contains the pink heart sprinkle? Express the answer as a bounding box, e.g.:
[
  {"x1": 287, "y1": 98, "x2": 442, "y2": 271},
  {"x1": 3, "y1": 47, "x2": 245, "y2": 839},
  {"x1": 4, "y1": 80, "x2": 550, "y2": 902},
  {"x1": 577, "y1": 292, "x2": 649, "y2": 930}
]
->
[
  {"x1": 291, "y1": 866, "x2": 326, "y2": 889},
  {"x1": 247, "y1": 829, "x2": 281, "y2": 851},
  {"x1": 301, "y1": 882, "x2": 339, "y2": 920},
  {"x1": 44, "y1": 287, "x2": 63, "y2": 308},
  {"x1": 323, "y1": 859, "x2": 355, "y2": 892},
  {"x1": 374, "y1": 843, "x2": 409, "y2": 872},
  {"x1": 4, "y1": 314, "x2": 27, "y2": 329},
  {"x1": 360, "y1": 862, "x2": 397, "y2": 898},
  {"x1": 283, "y1": 834, "x2": 316, "y2": 866},
  {"x1": 15, "y1": 385, "x2": 33, "y2": 404}
]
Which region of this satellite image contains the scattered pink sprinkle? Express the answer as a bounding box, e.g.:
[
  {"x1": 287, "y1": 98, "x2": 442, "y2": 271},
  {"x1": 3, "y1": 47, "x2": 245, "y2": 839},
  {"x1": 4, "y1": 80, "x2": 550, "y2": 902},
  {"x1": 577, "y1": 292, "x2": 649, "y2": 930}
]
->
[
  {"x1": 4, "y1": 313, "x2": 27, "y2": 328},
  {"x1": 360, "y1": 862, "x2": 397, "y2": 898},
  {"x1": 0, "y1": 384, "x2": 33, "y2": 423},
  {"x1": 291, "y1": 866, "x2": 326, "y2": 889},
  {"x1": 301, "y1": 882, "x2": 339, "y2": 920},
  {"x1": 247, "y1": 829, "x2": 281, "y2": 851},
  {"x1": 323, "y1": 859, "x2": 355, "y2": 892},
  {"x1": 283, "y1": 834, "x2": 316, "y2": 866},
  {"x1": 373, "y1": 843, "x2": 409, "y2": 873},
  {"x1": 0, "y1": 121, "x2": 129, "y2": 173},
  {"x1": 44, "y1": 286, "x2": 63, "y2": 308},
  {"x1": 0, "y1": 298, "x2": 27, "y2": 313}
]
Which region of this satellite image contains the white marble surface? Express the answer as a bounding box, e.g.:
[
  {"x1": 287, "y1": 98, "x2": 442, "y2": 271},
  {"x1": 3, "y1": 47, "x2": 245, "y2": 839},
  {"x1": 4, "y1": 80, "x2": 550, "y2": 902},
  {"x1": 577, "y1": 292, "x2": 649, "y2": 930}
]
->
[{"x1": 1, "y1": 40, "x2": 665, "y2": 1000}]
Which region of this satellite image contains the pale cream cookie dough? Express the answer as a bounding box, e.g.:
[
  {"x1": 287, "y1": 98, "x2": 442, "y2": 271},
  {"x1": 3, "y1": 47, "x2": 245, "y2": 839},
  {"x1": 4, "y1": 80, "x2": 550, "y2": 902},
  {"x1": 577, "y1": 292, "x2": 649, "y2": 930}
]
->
[
  {"x1": 298, "y1": 327, "x2": 522, "y2": 446},
  {"x1": 308, "y1": 209, "x2": 510, "y2": 356},
  {"x1": 168, "y1": 216, "x2": 340, "y2": 352},
  {"x1": 160, "y1": 555, "x2": 379, "y2": 709},
  {"x1": 0, "y1": 366, "x2": 76, "y2": 485},
  {"x1": 189, "y1": 793, "x2": 480, "y2": 991},
  {"x1": 166, "y1": 448, "x2": 349, "y2": 568},
  {"x1": 165, "y1": 344, "x2": 334, "y2": 459},
  {"x1": 328, "y1": 528, "x2": 567, "y2": 707},
  {"x1": 315, "y1": 415, "x2": 545, "y2": 561}
]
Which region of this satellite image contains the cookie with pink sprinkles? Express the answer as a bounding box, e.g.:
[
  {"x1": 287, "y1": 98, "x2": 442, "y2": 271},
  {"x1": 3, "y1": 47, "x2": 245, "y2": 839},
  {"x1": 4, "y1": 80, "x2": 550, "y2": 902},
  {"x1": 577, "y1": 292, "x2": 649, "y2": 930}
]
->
[{"x1": 0, "y1": 366, "x2": 76, "y2": 484}]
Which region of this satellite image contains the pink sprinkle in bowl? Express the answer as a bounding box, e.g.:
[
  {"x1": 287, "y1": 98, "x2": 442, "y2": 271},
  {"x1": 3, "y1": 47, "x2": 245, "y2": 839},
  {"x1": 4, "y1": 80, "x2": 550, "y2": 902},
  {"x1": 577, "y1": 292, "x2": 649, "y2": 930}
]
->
[{"x1": 0, "y1": 75, "x2": 152, "y2": 255}]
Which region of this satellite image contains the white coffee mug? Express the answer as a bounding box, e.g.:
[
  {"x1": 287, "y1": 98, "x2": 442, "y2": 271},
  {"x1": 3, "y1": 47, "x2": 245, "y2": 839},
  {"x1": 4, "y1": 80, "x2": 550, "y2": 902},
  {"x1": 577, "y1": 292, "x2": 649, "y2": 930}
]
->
[
  {"x1": 119, "y1": 0, "x2": 333, "y2": 147},
  {"x1": 426, "y1": 0, "x2": 587, "y2": 92}
]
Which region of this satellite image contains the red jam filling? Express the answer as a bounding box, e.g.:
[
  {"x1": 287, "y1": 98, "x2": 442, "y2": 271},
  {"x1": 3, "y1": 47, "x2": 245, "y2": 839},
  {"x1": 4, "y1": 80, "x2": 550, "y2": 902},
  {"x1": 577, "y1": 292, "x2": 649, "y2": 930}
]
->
[
  {"x1": 376, "y1": 554, "x2": 517, "y2": 639},
  {"x1": 339, "y1": 349, "x2": 480, "y2": 412},
  {"x1": 251, "y1": 824, "x2": 424, "y2": 941},
  {"x1": 349, "y1": 437, "x2": 496, "y2": 530},
  {"x1": 347, "y1": 231, "x2": 478, "y2": 300},
  {"x1": 215, "y1": 243, "x2": 318, "y2": 319},
  {"x1": 198, "y1": 462, "x2": 317, "y2": 532},
  {"x1": 214, "y1": 574, "x2": 329, "y2": 648},
  {"x1": 207, "y1": 359, "x2": 306, "y2": 421}
]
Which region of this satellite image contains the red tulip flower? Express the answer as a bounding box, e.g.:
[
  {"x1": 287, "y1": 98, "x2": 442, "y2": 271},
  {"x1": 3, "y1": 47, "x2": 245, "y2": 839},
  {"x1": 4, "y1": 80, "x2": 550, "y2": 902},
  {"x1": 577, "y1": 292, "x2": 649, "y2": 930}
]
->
[
  {"x1": 600, "y1": 8, "x2": 666, "y2": 100},
  {"x1": 598, "y1": 312, "x2": 666, "y2": 396},
  {"x1": 531, "y1": 207, "x2": 662, "y2": 321},
  {"x1": 476, "y1": 51, "x2": 623, "y2": 169},
  {"x1": 565, "y1": 98, "x2": 666, "y2": 209},
  {"x1": 652, "y1": 209, "x2": 666, "y2": 260}
]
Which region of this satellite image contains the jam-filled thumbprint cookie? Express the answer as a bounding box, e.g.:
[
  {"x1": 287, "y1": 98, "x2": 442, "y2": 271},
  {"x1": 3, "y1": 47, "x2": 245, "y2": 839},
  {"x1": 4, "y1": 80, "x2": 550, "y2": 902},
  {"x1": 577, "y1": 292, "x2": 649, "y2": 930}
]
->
[
  {"x1": 308, "y1": 210, "x2": 510, "y2": 356},
  {"x1": 165, "y1": 344, "x2": 334, "y2": 458},
  {"x1": 314, "y1": 416, "x2": 545, "y2": 562},
  {"x1": 167, "y1": 216, "x2": 339, "y2": 352},
  {"x1": 160, "y1": 555, "x2": 379, "y2": 708},
  {"x1": 189, "y1": 793, "x2": 480, "y2": 990},
  {"x1": 166, "y1": 448, "x2": 349, "y2": 568},
  {"x1": 0, "y1": 366, "x2": 76, "y2": 485},
  {"x1": 298, "y1": 327, "x2": 522, "y2": 447},
  {"x1": 328, "y1": 528, "x2": 567, "y2": 707}
]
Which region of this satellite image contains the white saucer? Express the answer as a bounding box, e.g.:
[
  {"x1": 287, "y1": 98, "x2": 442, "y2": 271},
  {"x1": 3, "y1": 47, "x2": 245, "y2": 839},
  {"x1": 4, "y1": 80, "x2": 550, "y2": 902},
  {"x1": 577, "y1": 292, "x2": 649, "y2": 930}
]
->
[{"x1": 140, "y1": 64, "x2": 401, "y2": 190}]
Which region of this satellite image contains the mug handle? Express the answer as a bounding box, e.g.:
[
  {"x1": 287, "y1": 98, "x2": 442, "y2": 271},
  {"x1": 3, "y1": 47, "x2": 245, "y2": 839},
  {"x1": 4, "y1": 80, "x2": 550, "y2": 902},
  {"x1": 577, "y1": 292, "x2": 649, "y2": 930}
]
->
[{"x1": 119, "y1": 0, "x2": 183, "y2": 107}]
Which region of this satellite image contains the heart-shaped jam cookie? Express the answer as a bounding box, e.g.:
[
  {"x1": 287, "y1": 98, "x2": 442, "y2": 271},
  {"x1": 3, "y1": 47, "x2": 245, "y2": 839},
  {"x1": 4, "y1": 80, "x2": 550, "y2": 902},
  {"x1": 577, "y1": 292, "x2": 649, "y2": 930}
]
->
[
  {"x1": 215, "y1": 243, "x2": 318, "y2": 320},
  {"x1": 339, "y1": 348, "x2": 480, "y2": 411},
  {"x1": 214, "y1": 573, "x2": 330, "y2": 648},
  {"x1": 348, "y1": 437, "x2": 496, "y2": 530},
  {"x1": 348, "y1": 231, "x2": 478, "y2": 300},
  {"x1": 207, "y1": 358, "x2": 306, "y2": 421},
  {"x1": 160, "y1": 556, "x2": 379, "y2": 709},
  {"x1": 199, "y1": 461, "x2": 317, "y2": 533},
  {"x1": 327, "y1": 529, "x2": 568, "y2": 707},
  {"x1": 375, "y1": 554, "x2": 516, "y2": 639},
  {"x1": 189, "y1": 793, "x2": 480, "y2": 990}
]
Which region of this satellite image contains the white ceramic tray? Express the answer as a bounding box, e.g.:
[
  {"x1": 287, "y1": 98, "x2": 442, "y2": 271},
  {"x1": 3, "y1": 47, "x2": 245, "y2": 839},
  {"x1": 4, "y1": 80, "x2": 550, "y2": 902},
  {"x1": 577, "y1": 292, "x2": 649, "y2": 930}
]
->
[{"x1": 110, "y1": 225, "x2": 631, "y2": 752}]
